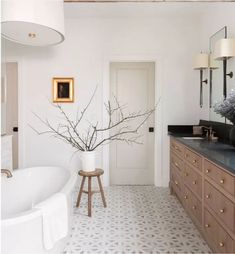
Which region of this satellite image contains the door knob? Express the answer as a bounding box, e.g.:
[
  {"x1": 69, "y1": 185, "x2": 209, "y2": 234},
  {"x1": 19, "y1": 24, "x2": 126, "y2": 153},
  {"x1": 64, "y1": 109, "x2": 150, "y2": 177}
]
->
[
  {"x1": 13, "y1": 127, "x2": 18, "y2": 132},
  {"x1": 149, "y1": 127, "x2": 154, "y2": 132}
]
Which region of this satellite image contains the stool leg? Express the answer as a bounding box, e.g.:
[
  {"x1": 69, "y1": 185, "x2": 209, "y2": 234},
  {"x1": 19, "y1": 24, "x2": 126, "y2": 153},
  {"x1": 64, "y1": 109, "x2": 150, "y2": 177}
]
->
[
  {"x1": 88, "y1": 176, "x2": 92, "y2": 217},
  {"x1": 76, "y1": 176, "x2": 86, "y2": 207},
  {"x1": 97, "y1": 176, "x2": 107, "y2": 208}
]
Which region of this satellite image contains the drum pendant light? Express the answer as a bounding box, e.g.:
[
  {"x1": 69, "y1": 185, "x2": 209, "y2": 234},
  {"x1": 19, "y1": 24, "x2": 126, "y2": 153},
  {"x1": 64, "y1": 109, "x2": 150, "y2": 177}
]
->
[{"x1": 1, "y1": 0, "x2": 65, "y2": 46}]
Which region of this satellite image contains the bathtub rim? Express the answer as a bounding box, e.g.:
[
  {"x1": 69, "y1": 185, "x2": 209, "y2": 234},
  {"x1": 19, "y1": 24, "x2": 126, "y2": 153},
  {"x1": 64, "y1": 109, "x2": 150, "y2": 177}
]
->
[{"x1": 2, "y1": 166, "x2": 77, "y2": 226}]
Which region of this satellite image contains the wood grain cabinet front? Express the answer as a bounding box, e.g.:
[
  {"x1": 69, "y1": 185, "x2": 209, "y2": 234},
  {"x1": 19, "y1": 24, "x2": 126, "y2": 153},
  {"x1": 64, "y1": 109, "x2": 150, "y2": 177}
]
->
[
  {"x1": 171, "y1": 168, "x2": 183, "y2": 201},
  {"x1": 184, "y1": 148, "x2": 202, "y2": 172},
  {"x1": 204, "y1": 209, "x2": 235, "y2": 253},
  {"x1": 204, "y1": 180, "x2": 235, "y2": 233},
  {"x1": 170, "y1": 153, "x2": 184, "y2": 176},
  {"x1": 204, "y1": 160, "x2": 235, "y2": 197},
  {"x1": 170, "y1": 139, "x2": 185, "y2": 158},
  {"x1": 184, "y1": 187, "x2": 202, "y2": 224},
  {"x1": 184, "y1": 164, "x2": 202, "y2": 199}
]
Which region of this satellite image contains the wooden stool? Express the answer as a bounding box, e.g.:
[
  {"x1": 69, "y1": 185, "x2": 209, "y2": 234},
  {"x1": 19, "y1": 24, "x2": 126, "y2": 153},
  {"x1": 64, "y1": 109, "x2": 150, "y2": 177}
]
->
[{"x1": 76, "y1": 168, "x2": 107, "y2": 217}]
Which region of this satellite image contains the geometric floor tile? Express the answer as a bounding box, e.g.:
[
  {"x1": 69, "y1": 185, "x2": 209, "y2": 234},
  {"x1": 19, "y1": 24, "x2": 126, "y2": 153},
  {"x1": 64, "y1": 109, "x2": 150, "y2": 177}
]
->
[{"x1": 64, "y1": 185, "x2": 211, "y2": 254}]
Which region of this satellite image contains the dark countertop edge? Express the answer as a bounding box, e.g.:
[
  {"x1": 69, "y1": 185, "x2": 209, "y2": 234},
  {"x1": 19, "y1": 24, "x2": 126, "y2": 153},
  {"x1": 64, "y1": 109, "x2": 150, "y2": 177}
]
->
[{"x1": 169, "y1": 133, "x2": 235, "y2": 176}]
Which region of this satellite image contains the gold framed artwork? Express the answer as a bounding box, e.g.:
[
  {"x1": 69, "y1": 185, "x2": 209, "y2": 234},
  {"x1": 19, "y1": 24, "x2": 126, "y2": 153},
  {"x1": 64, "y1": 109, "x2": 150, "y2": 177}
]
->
[{"x1": 53, "y1": 77, "x2": 74, "y2": 103}]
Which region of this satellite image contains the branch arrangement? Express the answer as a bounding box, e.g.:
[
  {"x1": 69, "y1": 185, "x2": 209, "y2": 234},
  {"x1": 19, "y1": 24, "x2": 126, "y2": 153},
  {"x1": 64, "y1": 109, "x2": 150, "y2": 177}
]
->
[
  {"x1": 214, "y1": 89, "x2": 235, "y2": 124},
  {"x1": 31, "y1": 88, "x2": 156, "y2": 152}
]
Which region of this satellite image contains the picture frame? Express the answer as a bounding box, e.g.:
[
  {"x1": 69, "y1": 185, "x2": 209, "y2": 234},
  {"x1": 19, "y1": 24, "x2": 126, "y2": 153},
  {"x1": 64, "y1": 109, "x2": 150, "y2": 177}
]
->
[{"x1": 53, "y1": 77, "x2": 74, "y2": 103}]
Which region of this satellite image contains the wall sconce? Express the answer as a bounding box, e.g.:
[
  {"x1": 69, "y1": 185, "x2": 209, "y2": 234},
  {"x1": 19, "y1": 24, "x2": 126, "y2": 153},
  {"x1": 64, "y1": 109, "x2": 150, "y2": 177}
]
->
[
  {"x1": 194, "y1": 53, "x2": 209, "y2": 108},
  {"x1": 209, "y1": 54, "x2": 219, "y2": 108},
  {"x1": 214, "y1": 38, "x2": 235, "y2": 98}
]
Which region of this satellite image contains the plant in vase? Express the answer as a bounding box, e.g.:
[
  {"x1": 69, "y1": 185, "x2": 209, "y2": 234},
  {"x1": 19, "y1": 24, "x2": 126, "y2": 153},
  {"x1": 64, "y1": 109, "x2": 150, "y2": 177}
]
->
[
  {"x1": 214, "y1": 89, "x2": 235, "y2": 146},
  {"x1": 31, "y1": 88, "x2": 156, "y2": 172}
]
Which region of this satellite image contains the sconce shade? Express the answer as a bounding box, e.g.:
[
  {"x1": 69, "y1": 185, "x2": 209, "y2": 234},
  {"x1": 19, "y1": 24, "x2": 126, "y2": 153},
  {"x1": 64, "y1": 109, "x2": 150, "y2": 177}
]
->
[
  {"x1": 209, "y1": 54, "x2": 219, "y2": 69},
  {"x1": 214, "y1": 38, "x2": 235, "y2": 60},
  {"x1": 1, "y1": 0, "x2": 65, "y2": 46},
  {"x1": 194, "y1": 53, "x2": 209, "y2": 70}
]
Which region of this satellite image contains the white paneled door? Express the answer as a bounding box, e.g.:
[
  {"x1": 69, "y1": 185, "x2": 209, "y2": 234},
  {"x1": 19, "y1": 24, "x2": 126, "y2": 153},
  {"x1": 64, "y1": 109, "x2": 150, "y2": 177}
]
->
[{"x1": 110, "y1": 62, "x2": 155, "y2": 185}]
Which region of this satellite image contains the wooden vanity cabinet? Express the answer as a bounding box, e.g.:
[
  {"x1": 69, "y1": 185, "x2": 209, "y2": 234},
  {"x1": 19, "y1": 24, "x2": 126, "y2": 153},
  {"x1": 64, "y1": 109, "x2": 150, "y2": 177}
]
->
[
  {"x1": 204, "y1": 180, "x2": 235, "y2": 233},
  {"x1": 204, "y1": 209, "x2": 234, "y2": 253},
  {"x1": 204, "y1": 160, "x2": 235, "y2": 196},
  {"x1": 170, "y1": 138, "x2": 235, "y2": 253},
  {"x1": 184, "y1": 163, "x2": 202, "y2": 199},
  {"x1": 185, "y1": 148, "x2": 202, "y2": 172}
]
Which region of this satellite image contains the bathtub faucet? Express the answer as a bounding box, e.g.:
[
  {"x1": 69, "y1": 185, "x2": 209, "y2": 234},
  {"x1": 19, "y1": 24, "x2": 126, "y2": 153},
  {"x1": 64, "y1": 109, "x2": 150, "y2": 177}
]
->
[{"x1": 1, "y1": 169, "x2": 13, "y2": 178}]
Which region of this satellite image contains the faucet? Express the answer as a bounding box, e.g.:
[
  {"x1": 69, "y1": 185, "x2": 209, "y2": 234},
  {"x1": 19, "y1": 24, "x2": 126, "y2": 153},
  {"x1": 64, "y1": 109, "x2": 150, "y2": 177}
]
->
[
  {"x1": 1, "y1": 169, "x2": 13, "y2": 178},
  {"x1": 202, "y1": 126, "x2": 216, "y2": 141}
]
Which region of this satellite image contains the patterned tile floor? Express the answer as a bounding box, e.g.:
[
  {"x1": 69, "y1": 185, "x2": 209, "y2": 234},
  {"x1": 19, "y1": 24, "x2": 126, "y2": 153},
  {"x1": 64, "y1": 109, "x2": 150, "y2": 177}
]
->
[{"x1": 64, "y1": 185, "x2": 211, "y2": 254}]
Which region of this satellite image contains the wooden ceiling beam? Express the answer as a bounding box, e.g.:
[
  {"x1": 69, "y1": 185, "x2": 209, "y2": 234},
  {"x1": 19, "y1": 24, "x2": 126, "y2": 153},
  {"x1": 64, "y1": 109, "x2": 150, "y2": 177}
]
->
[{"x1": 64, "y1": 0, "x2": 234, "y2": 2}]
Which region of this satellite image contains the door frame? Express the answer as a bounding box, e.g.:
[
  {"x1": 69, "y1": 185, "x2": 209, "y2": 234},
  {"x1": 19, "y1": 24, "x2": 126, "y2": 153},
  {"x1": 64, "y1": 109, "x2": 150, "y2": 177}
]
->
[
  {"x1": 102, "y1": 54, "x2": 163, "y2": 187},
  {"x1": 3, "y1": 56, "x2": 25, "y2": 169}
]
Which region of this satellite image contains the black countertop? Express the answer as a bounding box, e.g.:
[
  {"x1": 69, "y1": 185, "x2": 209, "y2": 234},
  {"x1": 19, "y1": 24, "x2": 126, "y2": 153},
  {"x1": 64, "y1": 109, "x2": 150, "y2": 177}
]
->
[{"x1": 169, "y1": 133, "x2": 235, "y2": 175}]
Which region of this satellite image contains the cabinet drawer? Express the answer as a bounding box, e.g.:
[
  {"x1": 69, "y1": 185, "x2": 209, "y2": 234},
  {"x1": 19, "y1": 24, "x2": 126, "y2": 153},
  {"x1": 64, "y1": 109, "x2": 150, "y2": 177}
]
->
[
  {"x1": 204, "y1": 160, "x2": 235, "y2": 197},
  {"x1": 170, "y1": 153, "x2": 184, "y2": 175},
  {"x1": 183, "y1": 187, "x2": 202, "y2": 224},
  {"x1": 204, "y1": 209, "x2": 235, "y2": 253},
  {"x1": 170, "y1": 139, "x2": 184, "y2": 158},
  {"x1": 184, "y1": 164, "x2": 202, "y2": 198},
  {"x1": 171, "y1": 169, "x2": 183, "y2": 200},
  {"x1": 185, "y1": 148, "x2": 202, "y2": 171},
  {"x1": 204, "y1": 181, "x2": 235, "y2": 233}
]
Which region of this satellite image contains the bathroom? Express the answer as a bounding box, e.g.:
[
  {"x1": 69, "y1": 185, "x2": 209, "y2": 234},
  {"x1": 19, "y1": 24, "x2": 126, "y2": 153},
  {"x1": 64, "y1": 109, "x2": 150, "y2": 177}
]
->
[{"x1": 1, "y1": 1, "x2": 235, "y2": 253}]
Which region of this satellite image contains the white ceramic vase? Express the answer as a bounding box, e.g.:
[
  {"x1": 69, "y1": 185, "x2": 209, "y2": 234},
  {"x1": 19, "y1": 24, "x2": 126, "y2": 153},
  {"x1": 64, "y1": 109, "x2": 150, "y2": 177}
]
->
[{"x1": 80, "y1": 151, "x2": 96, "y2": 172}]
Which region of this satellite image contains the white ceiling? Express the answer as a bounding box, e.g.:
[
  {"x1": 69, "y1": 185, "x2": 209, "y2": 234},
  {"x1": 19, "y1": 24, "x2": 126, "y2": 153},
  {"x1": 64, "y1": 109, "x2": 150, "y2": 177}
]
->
[{"x1": 64, "y1": 2, "x2": 235, "y2": 18}]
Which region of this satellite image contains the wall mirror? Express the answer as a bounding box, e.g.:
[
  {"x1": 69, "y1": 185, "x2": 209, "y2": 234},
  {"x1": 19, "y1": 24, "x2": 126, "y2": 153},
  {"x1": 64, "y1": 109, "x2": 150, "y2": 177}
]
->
[
  {"x1": 209, "y1": 26, "x2": 227, "y2": 123},
  {"x1": 226, "y1": 52, "x2": 235, "y2": 125}
]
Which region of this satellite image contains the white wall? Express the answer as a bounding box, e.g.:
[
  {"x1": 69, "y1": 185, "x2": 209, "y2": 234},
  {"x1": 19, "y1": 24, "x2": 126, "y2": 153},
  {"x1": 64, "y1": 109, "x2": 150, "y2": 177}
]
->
[{"x1": 4, "y1": 3, "x2": 235, "y2": 187}]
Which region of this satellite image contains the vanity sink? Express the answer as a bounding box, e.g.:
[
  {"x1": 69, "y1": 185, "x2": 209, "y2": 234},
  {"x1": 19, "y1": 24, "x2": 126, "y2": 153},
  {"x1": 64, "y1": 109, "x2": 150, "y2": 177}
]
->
[{"x1": 182, "y1": 137, "x2": 204, "y2": 140}]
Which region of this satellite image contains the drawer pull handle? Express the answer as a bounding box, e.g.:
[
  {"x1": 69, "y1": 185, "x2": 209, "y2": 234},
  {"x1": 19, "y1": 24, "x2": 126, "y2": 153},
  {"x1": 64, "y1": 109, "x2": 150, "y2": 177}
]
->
[
  {"x1": 184, "y1": 195, "x2": 188, "y2": 199},
  {"x1": 205, "y1": 224, "x2": 210, "y2": 228},
  {"x1": 174, "y1": 162, "x2": 179, "y2": 168},
  {"x1": 193, "y1": 180, "x2": 197, "y2": 185},
  {"x1": 175, "y1": 181, "x2": 178, "y2": 185},
  {"x1": 206, "y1": 194, "x2": 210, "y2": 199},
  {"x1": 206, "y1": 169, "x2": 210, "y2": 173},
  {"x1": 219, "y1": 242, "x2": 224, "y2": 247},
  {"x1": 220, "y1": 209, "x2": 225, "y2": 213},
  {"x1": 192, "y1": 206, "x2": 196, "y2": 210},
  {"x1": 174, "y1": 145, "x2": 179, "y2": 150},
  {"x1": 220, "y1": 179, "x2": 224, "y2": 184},
  {"x1": 192, "y1": 160, "x2": 197, "y2": 164},
  {"x1": 184, "y1": 173, "x2": 188, "y2": 177}
]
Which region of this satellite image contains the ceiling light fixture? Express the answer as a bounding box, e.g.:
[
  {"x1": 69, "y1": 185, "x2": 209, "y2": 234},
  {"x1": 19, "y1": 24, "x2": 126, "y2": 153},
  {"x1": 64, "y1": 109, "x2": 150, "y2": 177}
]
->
[{"x1": 1, "y1": 0, "x2": 65, "y2": 47}]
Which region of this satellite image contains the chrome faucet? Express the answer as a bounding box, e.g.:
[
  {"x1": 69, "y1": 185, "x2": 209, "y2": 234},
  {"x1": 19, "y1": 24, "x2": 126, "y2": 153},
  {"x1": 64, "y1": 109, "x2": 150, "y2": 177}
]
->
[{"x1": 1, "y1": 169, "x2": 13, "y2": 178}]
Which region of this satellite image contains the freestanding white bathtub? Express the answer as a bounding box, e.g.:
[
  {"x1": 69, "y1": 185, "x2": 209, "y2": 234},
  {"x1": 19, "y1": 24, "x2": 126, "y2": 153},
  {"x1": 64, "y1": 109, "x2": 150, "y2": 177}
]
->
[{"x1": 1, "y1": 166, "x2": 77, "y2": 254}]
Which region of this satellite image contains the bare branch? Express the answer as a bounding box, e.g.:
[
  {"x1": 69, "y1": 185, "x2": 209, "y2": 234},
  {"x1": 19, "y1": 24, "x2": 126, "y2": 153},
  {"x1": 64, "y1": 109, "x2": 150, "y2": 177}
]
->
[
  {"x1": 88, "y1": 121, "x2": 98, "y2": 150},
  {"x1": 91, "y1": 108, "x2": 154, "y2": 150},
  {"x1": 75, "y1": 85, "x2": 98, "y2": 128},
  {"x1": 31, "y1": 87, "x2": 158, "y2": 152},
  {"x1": 30, "y1": 112, "x2": 85, "y2": 151},
  {"x1": 53, "y1": 104, "x2": 88, "y2": 150}
]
